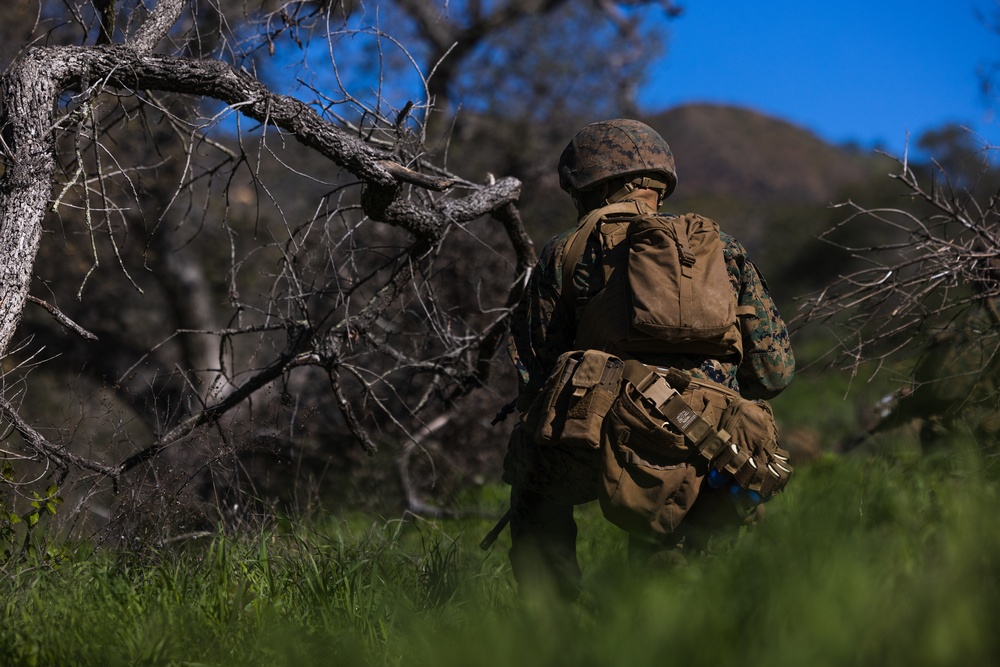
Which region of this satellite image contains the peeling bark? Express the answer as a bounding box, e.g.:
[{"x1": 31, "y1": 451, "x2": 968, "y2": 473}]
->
[{"x1": 0, "y1": 43, "x2": 521, "y2": 356}]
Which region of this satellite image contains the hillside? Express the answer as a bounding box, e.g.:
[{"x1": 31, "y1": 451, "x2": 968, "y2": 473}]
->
[
  {"x1": 644, "y1": 103, "x2": 882, "y2": 203},
  {"x1": 624, "y1": 104, "x2": 903, "y2": 290},
  {"x1": 455, "y1": 103, "x2": 890, "y2": 256}
]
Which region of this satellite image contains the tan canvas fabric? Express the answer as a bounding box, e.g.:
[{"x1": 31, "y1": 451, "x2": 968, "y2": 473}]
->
[
  {"x1": 598, "y1": 381, "x2": 705, "y2": 536},
  {"x1": 596, "y1": 362, "x2": 791, "y2": 538},
  {"x1": 521, "y1": 345, "x2": 793, "y2": 539},
  {"x1": 521, "y1": 349, "x2": 624, "y2": 450},
  {"x1": 563, "y1": 204, "x2": 742, "y2": 359},
  {"x1": 628, "y1": 213, "x2": 738, "y2": 349}
]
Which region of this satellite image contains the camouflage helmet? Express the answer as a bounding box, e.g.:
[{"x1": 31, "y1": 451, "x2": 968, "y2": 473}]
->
[{"x1": 558, "y1": 119, "x2": 677, "y2": 198}]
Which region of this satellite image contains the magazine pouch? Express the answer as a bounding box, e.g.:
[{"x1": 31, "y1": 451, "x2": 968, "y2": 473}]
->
[{"x1": 520, "y1": 349, "x2": 625, "y2": 450}]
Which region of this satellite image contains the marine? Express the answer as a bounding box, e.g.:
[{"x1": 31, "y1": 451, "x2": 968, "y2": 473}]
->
[{"x1": 503, "y1": 119, "x2": 795, "y2": 599}]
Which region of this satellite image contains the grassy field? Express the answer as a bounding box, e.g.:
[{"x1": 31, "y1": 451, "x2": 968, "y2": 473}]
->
[
  {"x1": 1, "y1": 437, "x2": 998, "y2": 666},
  {"x1": 0, "y1": 348, "x2": 993, "y2": 666}
]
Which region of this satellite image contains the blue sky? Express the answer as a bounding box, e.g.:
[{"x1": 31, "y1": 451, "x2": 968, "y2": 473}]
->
[{"x1": 638, "y1": 1, "x2": 1000, "y2": 157}]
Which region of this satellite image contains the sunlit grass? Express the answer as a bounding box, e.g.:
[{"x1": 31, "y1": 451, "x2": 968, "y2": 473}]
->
[{"x1": 1, "y1": 441, "x2": 998, "y2": 666}]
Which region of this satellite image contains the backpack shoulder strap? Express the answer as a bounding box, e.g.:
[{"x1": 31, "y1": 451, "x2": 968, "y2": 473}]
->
[{"x1": 560, "y1": 200, "x2": 648, "y2": 305}]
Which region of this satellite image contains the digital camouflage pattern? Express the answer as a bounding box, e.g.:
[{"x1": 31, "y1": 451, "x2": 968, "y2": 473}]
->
[
  {"x1": 503, "y1": 216, "x2": 795, "y2": 498},
  {"x1": 558, "y1": 119, "x2": 678, "y2": 197},
  {"x1": 505, "y1": 120, "x2": 794, "y2": 597}
]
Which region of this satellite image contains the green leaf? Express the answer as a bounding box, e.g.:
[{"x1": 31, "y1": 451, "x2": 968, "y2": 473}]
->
[
  {"x1": 46, "y1": 484, "x2": 58, "y2": 498},
  {"x1": 1, "y1": 461, "x2": 14, "y2": 481},
  {"x1": 25, "y1": 512, "x2": 39, "y2": 527}
]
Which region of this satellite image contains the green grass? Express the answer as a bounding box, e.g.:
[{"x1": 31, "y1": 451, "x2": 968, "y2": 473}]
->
[{"x1": 1, "y1": 442, "x2": 999, "y2": 667}]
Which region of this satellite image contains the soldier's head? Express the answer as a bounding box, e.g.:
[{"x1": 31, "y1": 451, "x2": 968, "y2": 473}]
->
[{"x1": 558, "y1": 119, "x2": 677, "y2": 215}]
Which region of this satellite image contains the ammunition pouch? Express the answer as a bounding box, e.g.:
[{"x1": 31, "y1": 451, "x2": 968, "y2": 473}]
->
[
  {"x1": 520, "y1": 349, "x2": 792, "y2": 538},
  {"x1": 521, "y1": 349, "x2": 624, "y2": 450},
  {"x1": 631, "y1": 364, "x2": 790, "y2": 490}
]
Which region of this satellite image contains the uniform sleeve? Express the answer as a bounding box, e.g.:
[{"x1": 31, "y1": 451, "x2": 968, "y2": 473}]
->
[
  {"x1": 727, "y1": 239, "x2": 796, "y2": 399},
  {"x1": 507, "y1": 233, "x2": 577, "y2": 411}
]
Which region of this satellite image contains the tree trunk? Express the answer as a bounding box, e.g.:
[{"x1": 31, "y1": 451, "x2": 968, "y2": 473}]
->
[{"x1": 0, "y1": 51, "x2": 64, "y2": 356}]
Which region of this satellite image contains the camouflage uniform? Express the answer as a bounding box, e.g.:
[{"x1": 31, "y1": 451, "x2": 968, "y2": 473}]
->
[{"x1": 503, "y1": 205, "x2": 795, "y2": 598}]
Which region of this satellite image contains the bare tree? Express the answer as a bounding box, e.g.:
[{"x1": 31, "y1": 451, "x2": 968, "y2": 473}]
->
[
  {"x1": 792, "y1": 137, "x2": 1000, "y2": 446},
  {"x1": 383, "y1": 0, "x2": 683, "y2": 120},
  {"x1": 0, "y1": 0, "x2": 693, "y2": 547},
  {"x1": 0, "y1": 0, "x2": 540, "y2": 539}
]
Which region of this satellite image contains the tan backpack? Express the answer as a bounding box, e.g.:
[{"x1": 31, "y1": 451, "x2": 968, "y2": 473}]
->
[{"x1": 560, "y1": 201, "x2": 744, "y2": 359}]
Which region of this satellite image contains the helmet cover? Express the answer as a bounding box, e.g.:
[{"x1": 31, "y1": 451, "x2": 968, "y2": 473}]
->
[{"x1": 558, "y1": 119, "x2": 677, "y2": 197}]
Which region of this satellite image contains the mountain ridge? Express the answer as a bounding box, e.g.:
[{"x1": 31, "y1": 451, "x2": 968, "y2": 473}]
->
[{"x1": 643, "y1": 103, "x2": 882, "y2": 203}]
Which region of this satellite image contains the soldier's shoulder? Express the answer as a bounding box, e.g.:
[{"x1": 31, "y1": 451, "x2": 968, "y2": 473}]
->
[
  {"x1": 718, "y1": 230, "x2": 747, "y2": 253},
  {"x1": 538, "y1": 227, "x2": 578, "y2": 263}
]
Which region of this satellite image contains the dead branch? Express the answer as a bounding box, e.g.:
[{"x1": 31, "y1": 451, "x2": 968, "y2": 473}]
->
[
  {"x1": 26, "y1": 296, "x2": 99, "y2": 341},
  {"x1": 793, "y1": 149, "x2": 1000, "y2": 374}
]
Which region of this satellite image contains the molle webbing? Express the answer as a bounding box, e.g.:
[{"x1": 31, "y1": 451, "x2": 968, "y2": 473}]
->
[
  {"x1": 622, "y1": 361, "x2": 735, "y2": 464},
  {"x1": 520, "y1": 349, "x2": 625, "y2": 451},
  {"x1": 622, "y1": 361, "x2": 791, "y2": 499}
]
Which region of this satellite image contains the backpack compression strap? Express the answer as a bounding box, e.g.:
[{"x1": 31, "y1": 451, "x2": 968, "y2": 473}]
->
[{"x1": 560, "y1": 199, "x2": 653, "y2": 307}]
